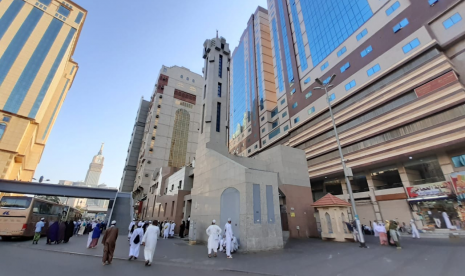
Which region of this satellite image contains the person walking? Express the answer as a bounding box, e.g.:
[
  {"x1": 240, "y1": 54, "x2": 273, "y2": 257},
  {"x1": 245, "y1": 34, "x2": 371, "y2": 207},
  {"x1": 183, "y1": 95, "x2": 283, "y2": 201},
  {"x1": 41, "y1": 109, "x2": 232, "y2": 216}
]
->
[
  {"x1": 142, "y1": 220, "x2": 160, "y2": 266},
  {"x1": 163, "y1": 221, "x2": 170, "y2": 239},
  {"x1": 410, "y1": 219, "x2": 420, "y2": 239},
  {"x1": 375, "y1": 222, "x2": 388, "y2": 245},
  {"x1": 58, "y1": 220, "x2": 66, "y2": 244},
  {"x1": 128, "y1": 219, "x2": 136, "y2": 241},
  {"x1": 206, "y1": 220, "x2": 222, "y2": 258},
  {"x1": 179, "y1": 221, "x2": 185, "y2": 238},
  {"x1": 64, "y1": 220, "x2": 74, "y2": 243},
  {"x1": 389, "y1": 220, "x2": 401, "y2": 249},
  {"x1": 169, "y1": 221, "x2": 176, "y2": 238},
  {"x1": 159, "y1": 221, "x2": 163, "y2": 237},
  {"x1": 33, "y1": 218, "x2": 45, "y2": 244},
  {"x1": 129, "y1": 222, "x2": 144, "y2": 260},
  {"x1": 89, "y1": 222, "x2": 102, "y2": 248},
  {"x1": 102, "y1": 220, "x2": 118, "y2": 265},
  {"x1": 224, "y1": 218, "x2": 234, "y2": 259},
  {"x1": 78, "y1": 220, "x2": 86, "y2": 236},
  {"x1": 47, "y1": 221, "x2": 59, "y2": 244},
  {"x1": 185, "y1": 216, "x2": 190, "y2": 236}
]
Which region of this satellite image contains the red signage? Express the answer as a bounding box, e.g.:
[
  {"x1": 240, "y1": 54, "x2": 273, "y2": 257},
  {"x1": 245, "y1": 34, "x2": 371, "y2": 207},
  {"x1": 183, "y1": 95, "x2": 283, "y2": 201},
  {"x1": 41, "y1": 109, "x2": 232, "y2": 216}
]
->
[
  {"x1": 406, "y1": 181, "x2": 453, "y2": 198},
  {"x1": 414, "y1": 71, "x2": 458, "y2": 98}
]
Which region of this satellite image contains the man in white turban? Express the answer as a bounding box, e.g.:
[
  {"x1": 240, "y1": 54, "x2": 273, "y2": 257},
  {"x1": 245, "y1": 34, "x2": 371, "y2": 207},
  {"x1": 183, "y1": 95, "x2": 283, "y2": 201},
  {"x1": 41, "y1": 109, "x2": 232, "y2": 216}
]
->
[
  {"x1": 128, "y1": 222, "x2": 144, "y2": 260},
  {"x1": 224, "y1": 218, "x2": 234, "y2": 259},
  {"x1": 142, "y1": 220, "x2": 160, "y2": 266},
  {"x1": 206, "y1": 220, "x2": 222, "y2": 258}
]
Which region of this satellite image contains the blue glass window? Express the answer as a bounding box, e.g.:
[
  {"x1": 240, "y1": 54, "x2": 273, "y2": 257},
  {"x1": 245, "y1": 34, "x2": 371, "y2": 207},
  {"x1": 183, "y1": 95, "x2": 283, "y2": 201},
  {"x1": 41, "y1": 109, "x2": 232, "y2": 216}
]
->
[
  {"x1": 248, "y1": 24, "x2": 256, "y2": 123},
  {"x1": 367, "y1": 64, "x2": 381, "y2": 76},
  {"x1": 321, "y1": 61, "x2": 329, "y2": 71},
  {"x1": 261, "y1": 116, "x2": 265, "y2": 122},
  {"x1": 269, "y1": 128, "x2": 281, "y2": 139},
  {"x1": 304, "y1": 77, "x2": 311, "y2": 84},
  {"x1": 356, "y1": 29, "x2": 368, "y2": 41},
  {"x1": 70, "y1": 66, "x2": 75, "y2": 75},
  {"x1": 279, "y1": 0, "x2": 297, "y2": 79},
  {"x1": 218, "y1": 55, "x2": 223, "y2": 78},
  {"x1": 284, "y1": 125, "x2": 289, "y2": 131},
  {"x1": 428, "y1": 0, "x2": 439, "y2": 5},
  {"x1": 345, "y1": 80, "x2": 356, "y2": 91},
  {"x1": 0, "y1": 0, "x2": 25, "y2": 40},
  {"x1": 38, "y1": 0, "x2": 52, "y2": 5},
  {"x1": 443, "y1": 13, "x2": 462, "y2": 29},
  {"x1": 263, "y1": 140, "x2": 267, "y2": 145},
  {"x1": 289, "y1": 0, "x2": 308, "y2": 71},
  {"x1": 280, "y1": 98, "x2": 285, "y2": 105},
  {"x1": 294, "y1": 117, "x2": 300, "y2": 123},
  {"x1": 216, "y1": 102, "x2": 221, "y2": 132},
  {"x1": 300, "y1": 0, "x2": 373, "y2": 66},
  {"x1": 217, "y1": 83, "x2": 222, "y2": 97},
  {"x1": 2, "y1": 116, "x2": 11, "y2": 122},
  {"x1": 323, "y1": 76, "x2": 331, "y2": 84},
  {"x1": 271, "y1": 120, "x2": 278, "y2": 129},
  {"x1": 282, "y1": 111, "x2": 287, "y2": 118},
  {"x1": 337, "y1": 46, "x2": 347, "y2": 57},
  {"x1": 256, "y1": 42, "x2": 265, "y2": 110},
  {"x1": 292, "y1": 102, "x2": 298, "y2": 109},
  {"x1": 360, "y1": 45, "x2": 373, "y2": 57},
  {"x1": 262, "y1": 128, "x2": 265, "y2": 133},
  {"x1": 42, "y1": 79, "x2": 70, "y2": 139},
  {"x1": 452, "y1": 155, "x2": 465, "y2": 167},
  {"x1": 290, "y1": 88, "x2": 296, "y2": 95},
  {"x1": 402, "y1": 38, "x2": 421, "y2": 53},
  {"x1": 329, "y1": 93, "x2": 336, "y2": 102},
  {"x1": 230, "y1": 42, "x2": 250, "y2": 139},
  {"x1": 57, "y1": 6, "x2": 70, "y2": 17},
  {"x1": 393, "y1": 18, "x2": 409, "y2": 33},
  {"x1": 308, "y1": 106, "x2": 315, "y2": 115},
  {"x1": 340, "y1": 62, "x2": 350, "y2": 73},
  {"x1": 271, "y1": 107, "x2": 278, "y2": 117},
  {"x1": 271, "y1": 19, "x2": 284, "y2": 92},
  {"x1": 0, "y1": 123, "x2": 6, "y2": 140},
  {"x1": 305, "y1": 91, "x2": 312, "y2": 99},
  {"x1": 386, "y1": 1, "x2": 400, "y2": 16}
]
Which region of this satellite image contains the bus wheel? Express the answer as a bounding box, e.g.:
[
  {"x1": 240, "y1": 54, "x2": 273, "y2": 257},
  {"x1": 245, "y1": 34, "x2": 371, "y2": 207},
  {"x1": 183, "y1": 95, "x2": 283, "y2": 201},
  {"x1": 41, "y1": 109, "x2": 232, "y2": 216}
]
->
[{"x1": 1, "y1": 236, "x2": 12, "y2": 241}]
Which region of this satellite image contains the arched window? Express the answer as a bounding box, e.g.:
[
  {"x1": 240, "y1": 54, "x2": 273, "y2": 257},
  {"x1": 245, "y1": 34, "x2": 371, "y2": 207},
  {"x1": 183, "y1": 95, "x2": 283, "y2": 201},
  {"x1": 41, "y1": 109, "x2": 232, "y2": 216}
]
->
[
  {"x1": 325, "y1": 212, "x2": 333, "y2": 233},
  {"x1": 192, "y1": 79, "x2": 195, "y2": 83},
  {"x1": 180, "y1": 75, "x2": 183, "y2": 79},
  {"x1": 186, "y1": 77, "x2": 189, "y2": 81},
  {"x1": 341, "y1": 212, "x2": 347, "y2": 233},
  {"x1": 0, "y1": 123, "x2": 6, "y2": 140},
  {"x1": 168, "y1": 109, "x2": 190, "y2": 167}
]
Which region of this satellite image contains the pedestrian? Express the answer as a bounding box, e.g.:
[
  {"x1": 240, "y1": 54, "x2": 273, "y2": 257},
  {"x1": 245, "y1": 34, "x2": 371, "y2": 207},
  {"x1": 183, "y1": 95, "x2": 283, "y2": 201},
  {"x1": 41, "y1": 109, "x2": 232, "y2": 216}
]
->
[
  {"x1": 163, "y1": 220, "x2": 170, "y2": 239},
  {"x1": 78, "y1": 220, "x2": 86, "y2": 236},
  {"x1": 410, "y1": 219, "x2": 420, "y2": 239},
  {"x1": 129, "y1": 222, "x2": 144, "y2": 260},
  {"x1": 128, "y1": 219, "x2": 136, "y2": 241},
  {"x1": 142, "y1": 220, "x2": 160, "y2": 266},
  {"x1": 375, "y1": 222, "x2": 388, "y2": 245},
  {"x1": 64, "y1": 220, "x2": 74, "y2": 243},
  {"x1": 185, "y1": 216, "x2": 190, "y2": 236},
  {"x1": 389, "y1": 220, "x2": 401, "y2": 249},
  {"x1": 206, "y1": 220, "x2": 222, "y2": 258},
  {"x1": 58, "y1": 220, "x2": 66, "y2": 244},
  {"x1": 47, "y1": 221, "x2": 59, "y2": 245},
  {"x1": 232, "y1": 235, "x2": 239, "y2": 253},
  {"x1": 89, "y1": 222, "x2": 102, "y2": 248},
  {"x1": 224, "y1": 218, "x2": 234, "y2": 259},
  {"x1": 86, "y1": 221, "x2": 94, "y2": 248},
  {"x1": 169, "y1": 220, "x2": 176, "y2": 238},
  {"x1": 102, "y1": 220, "x2": 118, "y2": 265},
  {"x1": 33, "y1": 218, "x2": 45, "y2": 244},
  {"x1": 179, "y1": 221, "x2": 185, "y2": 238},
  {"x1": 159, "y1": 221, "x2": 163, "y2": 237},
  {"x1": 143, "y1": 221, "x2": 149, "y2": 233}
]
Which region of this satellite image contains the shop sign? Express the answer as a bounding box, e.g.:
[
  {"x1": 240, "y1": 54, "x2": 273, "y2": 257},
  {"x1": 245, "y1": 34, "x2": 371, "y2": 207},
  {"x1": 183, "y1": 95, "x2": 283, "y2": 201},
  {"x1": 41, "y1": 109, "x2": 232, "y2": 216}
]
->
[
  {"x1": 406, "y1": 181, "x2": 453, "y2": 198},
  {"x1": 414, "y1": 71, "x2": 458, "y2": 98},
  {"x1": 451, "y1": 171, "x2": 465, "y2": 201}
]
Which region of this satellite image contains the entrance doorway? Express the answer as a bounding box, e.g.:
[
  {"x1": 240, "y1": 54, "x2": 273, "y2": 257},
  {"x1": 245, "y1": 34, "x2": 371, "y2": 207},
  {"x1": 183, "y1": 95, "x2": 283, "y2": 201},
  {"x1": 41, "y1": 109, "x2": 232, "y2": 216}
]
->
[{"x1": 220, "y1": 187, "x2": 240, "y2": 241}]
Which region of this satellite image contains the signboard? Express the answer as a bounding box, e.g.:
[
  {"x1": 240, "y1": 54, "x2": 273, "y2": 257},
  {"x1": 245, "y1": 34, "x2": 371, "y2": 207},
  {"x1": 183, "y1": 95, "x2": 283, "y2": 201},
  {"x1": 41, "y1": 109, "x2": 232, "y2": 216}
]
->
[
  {"x1": 406, "y1": 181, "x2": 453, "y2": 198},
  {"x1": 290, "y1": 212, "x2": 295, "y2": 217},
  {"x1": 451, "y1": 171, "x2": 465, "y2": 201},
  {"x1": 414, "y1": 71, "x2": 458, "y2": 98}
]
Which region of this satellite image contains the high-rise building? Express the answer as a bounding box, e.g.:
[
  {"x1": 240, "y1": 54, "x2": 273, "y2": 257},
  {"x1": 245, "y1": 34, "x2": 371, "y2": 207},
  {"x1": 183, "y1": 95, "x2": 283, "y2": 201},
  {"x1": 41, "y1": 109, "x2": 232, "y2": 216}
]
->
[
  {"x1": 84, "y1": 143, "x2": 104, "y2": 187},
  {"x1": 0, "y1": 0, "x2": 86, "y2": 181},
  {"x1": 229, "y1": 0, "x2": 465, "y2": 228}
]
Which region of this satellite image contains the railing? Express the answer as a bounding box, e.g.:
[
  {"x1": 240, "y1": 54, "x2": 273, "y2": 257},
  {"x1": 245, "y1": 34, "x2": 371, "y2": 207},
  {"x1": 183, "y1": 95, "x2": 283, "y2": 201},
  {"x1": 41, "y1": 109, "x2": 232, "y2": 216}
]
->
[
  {"x1": 374, "y1": 183, "x2": 404, "y2": 191},
  {"x1": 412, "y1": 177, "x2": 446, "y2": 185}
]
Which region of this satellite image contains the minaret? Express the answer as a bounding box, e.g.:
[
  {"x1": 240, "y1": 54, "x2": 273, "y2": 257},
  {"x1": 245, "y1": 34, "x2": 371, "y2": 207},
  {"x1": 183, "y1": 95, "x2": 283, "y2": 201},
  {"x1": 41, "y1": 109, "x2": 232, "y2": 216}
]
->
[
  {"x1": 197, "y1": 36, "x2": 231, "y2": 154},
  {"x1": 84, "y1": 143, "x2": 104, "y2": 187}
]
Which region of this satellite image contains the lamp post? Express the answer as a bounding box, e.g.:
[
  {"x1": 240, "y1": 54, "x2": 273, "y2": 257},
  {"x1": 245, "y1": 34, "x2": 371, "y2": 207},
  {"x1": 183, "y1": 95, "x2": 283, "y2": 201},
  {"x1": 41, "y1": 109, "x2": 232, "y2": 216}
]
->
[{"x1": 314, "y1": 74, "x2": 366, "y2": 248}]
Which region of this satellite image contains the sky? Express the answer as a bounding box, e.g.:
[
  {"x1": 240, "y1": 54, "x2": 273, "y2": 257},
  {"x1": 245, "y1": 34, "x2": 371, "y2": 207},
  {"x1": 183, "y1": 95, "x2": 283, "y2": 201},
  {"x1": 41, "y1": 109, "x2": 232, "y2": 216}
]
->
[{"x1": 35, "y1": 0, "x2": 268, "y2": 188}]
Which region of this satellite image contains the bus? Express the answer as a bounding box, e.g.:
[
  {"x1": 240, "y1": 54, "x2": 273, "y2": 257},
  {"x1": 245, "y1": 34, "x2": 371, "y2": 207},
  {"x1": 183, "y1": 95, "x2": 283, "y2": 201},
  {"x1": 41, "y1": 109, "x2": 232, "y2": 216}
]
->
[{"x1": 0, "y1": 196, "x2": 81, "y2": 240}]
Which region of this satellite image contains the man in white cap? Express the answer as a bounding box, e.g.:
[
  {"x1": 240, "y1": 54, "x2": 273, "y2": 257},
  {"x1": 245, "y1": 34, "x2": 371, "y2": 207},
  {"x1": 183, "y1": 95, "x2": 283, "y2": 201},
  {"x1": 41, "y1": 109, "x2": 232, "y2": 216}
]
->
[
  {"x1": 128, "y1": 222, "x2": 144, "y2": 260},
  {"x1": 206, "y1": 220, "x2": 222, "y2": 258},
  {"x1": 33, "y1": 218, "x2": 45, "y2": 244},
  {"x1": 169, "y1": 220, "x2": 176, "y2": 238},
  {"x1": 102, "y1": 220, "x2": 118, "y2": 265},
  {"x1": 224, "y1": 218, "x2": 234, "y2": 259},
  {"x1": 128, "y1": 219, "x2": 136, "y2": 240},
  {"x1": 410, "y1": 219, "x2": 420, "y2": 239},
  {"x1": 163, "y1": 220, "x2": 171, "y2": 239},
  {"x1": 142, "y1": 220, "x2": 160, "y2": 266}
]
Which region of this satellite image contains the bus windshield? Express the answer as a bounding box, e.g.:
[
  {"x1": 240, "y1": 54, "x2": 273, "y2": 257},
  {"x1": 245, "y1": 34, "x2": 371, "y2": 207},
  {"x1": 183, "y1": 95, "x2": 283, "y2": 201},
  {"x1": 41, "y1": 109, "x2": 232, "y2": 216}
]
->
[{"x1": 0, "y1": 197, "x2": 32, "y2": 209}]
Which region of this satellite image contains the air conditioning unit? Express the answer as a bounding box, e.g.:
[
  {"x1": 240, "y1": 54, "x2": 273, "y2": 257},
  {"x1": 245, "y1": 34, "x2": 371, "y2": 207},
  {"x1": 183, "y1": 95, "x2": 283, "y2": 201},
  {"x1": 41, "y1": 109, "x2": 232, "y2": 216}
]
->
[
  {"x1": 159, "y1": 95, "x2": 162, "y2": 98},
  {"x1": 156, "y1": 115, "x2": 159, "y2": 118},
  {"x1": 152, "y1": 137, "x2": 155, "y2": 140},
  {"x1": 158, "y1": 105, "x2": 161, "y2": 108},
  {"x1": 154, "y1": 126, "x2": 157, "y2": 129},
  {"x1": 145, "y1": 174, "x2": 149, "y2": 177}
]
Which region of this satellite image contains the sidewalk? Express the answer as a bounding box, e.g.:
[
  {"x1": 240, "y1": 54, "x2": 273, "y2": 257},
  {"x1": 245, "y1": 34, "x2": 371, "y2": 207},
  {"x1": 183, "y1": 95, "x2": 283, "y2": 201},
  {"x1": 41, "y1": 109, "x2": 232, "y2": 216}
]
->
[{"x1": 15, "y1": 234, "x2": 465, "y2": 276}]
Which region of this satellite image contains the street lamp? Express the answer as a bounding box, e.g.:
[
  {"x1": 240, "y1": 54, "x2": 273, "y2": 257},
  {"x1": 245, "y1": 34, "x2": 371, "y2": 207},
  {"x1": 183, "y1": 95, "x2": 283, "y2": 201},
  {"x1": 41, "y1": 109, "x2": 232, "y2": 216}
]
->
[{"x1": 314, "y1": 74, "x2": 366, "y2": 248}]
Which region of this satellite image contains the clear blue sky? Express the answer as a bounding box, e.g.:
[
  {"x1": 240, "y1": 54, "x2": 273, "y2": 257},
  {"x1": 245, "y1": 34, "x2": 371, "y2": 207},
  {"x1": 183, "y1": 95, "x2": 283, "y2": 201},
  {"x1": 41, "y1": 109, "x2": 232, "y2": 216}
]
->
[{"x1": 35, "y1": 0, "x2": 267, "y2": 188}]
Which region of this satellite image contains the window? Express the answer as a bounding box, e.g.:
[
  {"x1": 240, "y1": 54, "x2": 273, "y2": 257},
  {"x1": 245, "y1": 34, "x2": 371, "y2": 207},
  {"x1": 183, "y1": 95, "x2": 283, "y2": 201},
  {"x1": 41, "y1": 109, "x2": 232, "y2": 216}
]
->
[
  {"x1": 329, "y1": 93, "x2": 336, "y2": 102},
  {"x1": 289, "y1": 0, "x2": 308, "y2": 71},
  {"x1": 218, "y1": 55, "x2": 223, "y2": 78},
  {"x1": 356, "y1": 29, "x2": 368, "y2": 41},
  {"x1": 325, "y1": 213, "x2": 333, "y2": 233},
  {"x1": 323, "y1": 76, "x2": 331, "y2": 84},
  {"x1": 402, "y1": 38, "x2": 421, "y2": 53},
  {"x1": 280, "y1": 98, "x2": 286, "y2": 105},
  {"x1": 179, "y1": 180, "x2": 182, "y2": 188},
  {"x1": 304, "y1": 77, "x2": 311, "y2": 84},
  {"x1": 271, "y1": 107, "x2": 278, "y2": 117},
  {"x1": 340, "y1": 62, "x2": 350, "y2": 73},
  {"x1": 294, "y1": 117, "x2": 300, "y2": 123},
  {"x1": 360, "y1": 45, "x2": 372, "y2": 57},
  {"x1": 272, "y1": 120, "x2": 278, "y2": 129},
  {"x1": 192, "y1": 79, "x2": 195, "y2": 83},
  {"x1": 282, "y1": 111, "x2": 287, "y2": 118},
  {"x1": 290, "y1": 88, "x2": 296, "y2": 95},
  {"x1": 393, "y1": 18, "x2": 409, "y2": 33},
  {"x1": 248, "y1": 149, "x2": 251, "y2": 153},
  {"x1": 452, "y1": 155, "x2": 465, "y2": 167},
  {"x1": 168, "y1": 109, "x2": 190, "y2": 167},
  {"x1": 217, "y1": 83, "x2": 222, "y2": 97},
  {"x1": 305, "y1": 91, "x2": 312, "y2": 99},
  {"x1": 385, "y1": 1, "x2": 400, "y2": 16},
  {"x1": 292, "y1": 102, "x2": 298, "y2": 109},
  {"x1": 308, "y1": 106, "x2": 315, "y2": 115},
  {"x1": 367, "y1": 64, "x2": 381, "y2": 76},
  {"x1": 443, "y1": 13, "x2": 462, "y2": 29},
  {"x1": 262, "y1": 128, "x2": 265, "y2": 133},
  {"x1": 216, "y1": 102, "x2": 221, "y2": 132},
  {"x1": 254, "y1": 145, "x2": 258, "y2": 149},
  {"x1": 204, "y1": 85, "x2": 206, "y2": 99},
  {"x1": 2, "y1": 116, "x2": 11, "y2": 122},
  {"x1": 320, "y1": 61, "x2": 329, "y2": 71},
  {"x1": 261, "y1": 116, "x2": 265, "y2": 122},
  {"x1": 271, "y1": 19, "x2": 284, "y2": 92},
  {"x1": 429, "y1": 0, "x2": 439, "y2": 5},
  {"x1": 284, "y1": 125, "x2": 289, "y2": 131},
  {"x1": 337, "y1": 46, "x2": 347, "y2": 57},
  {"x1": 57, "y1": 6, "x2": 70, "y2": 17},
  {"x1": 345, "y1": 80, "x2": 356, "y2": 91},
  {"x1": 186, "y1": 77, "x2": 189, "y2": 81},
  {"x1": 181, "y1": 75, "x2": 183, "y2": 79},
  {"x1": 0, "y1": 123, "x2": 6, "y2": 140},
  {"x1": 38, "y1": 0, "x2": 52, "y2": 5},
  {"x1": 269, "y1": 128, "x2": 281, "y2": 139},
  {"x1": 171, "y1": 184, "x2": 174, "y2": 191},
  {"x1": 263, "y1": 140, "x2": 266, "y2": 145}
]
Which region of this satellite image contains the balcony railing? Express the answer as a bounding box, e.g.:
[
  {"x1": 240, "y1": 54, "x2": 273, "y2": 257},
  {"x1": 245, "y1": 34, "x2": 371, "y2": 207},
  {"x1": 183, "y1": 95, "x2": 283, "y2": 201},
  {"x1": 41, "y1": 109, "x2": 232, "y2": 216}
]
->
[{"x1": 374, "y1": 183, "x2": 404, "y2": 191}]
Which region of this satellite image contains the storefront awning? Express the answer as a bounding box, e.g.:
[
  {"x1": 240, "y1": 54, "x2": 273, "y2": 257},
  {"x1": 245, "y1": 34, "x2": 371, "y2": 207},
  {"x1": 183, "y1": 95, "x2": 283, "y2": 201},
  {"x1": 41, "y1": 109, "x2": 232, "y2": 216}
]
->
[{"x1": 407, "y1": 195, "x2": 449, "y2": 202}]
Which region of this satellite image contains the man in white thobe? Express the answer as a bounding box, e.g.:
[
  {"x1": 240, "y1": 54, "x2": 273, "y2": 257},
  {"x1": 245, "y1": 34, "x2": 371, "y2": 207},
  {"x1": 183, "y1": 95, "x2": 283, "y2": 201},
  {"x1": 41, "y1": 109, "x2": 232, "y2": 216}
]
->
[
  {"x1": 142, "y1": 220, "x2": 160, "y2": 266},
  {"x1": 410, "y1": 219, "x2": 420, "y2": 238},
  {"x1": 128, "y1": 219, "x2": 136, "y2": 240},
  {"x1": 224, "y1": 218, "x2": 234, "y2": 259},
  {"x1": 206, "y1": 220, "x2": 222, "y2": 258},
  {"x1": 129, "y1": 222, "x2": 144, "y2": 260},
  {"x1": 163, "y1": 221, "x2": 170, "y2": 239},
  {"x1": 169, "y1": 221, "x2": 176, "y2": 237}
]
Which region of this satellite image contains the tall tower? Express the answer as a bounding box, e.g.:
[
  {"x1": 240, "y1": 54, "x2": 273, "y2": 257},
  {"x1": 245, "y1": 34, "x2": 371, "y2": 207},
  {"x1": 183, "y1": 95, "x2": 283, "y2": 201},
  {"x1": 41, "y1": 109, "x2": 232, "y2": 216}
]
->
[{"x1": 84, "y1": 143, "x2": 104, "y2": 187}]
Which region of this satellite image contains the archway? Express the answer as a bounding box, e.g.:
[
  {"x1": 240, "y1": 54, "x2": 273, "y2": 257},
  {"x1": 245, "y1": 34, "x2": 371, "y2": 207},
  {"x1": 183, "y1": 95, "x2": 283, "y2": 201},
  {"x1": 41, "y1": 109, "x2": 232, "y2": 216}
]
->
[{"x1": 220, "y1": 187, "x2": 240, "y2": 241}]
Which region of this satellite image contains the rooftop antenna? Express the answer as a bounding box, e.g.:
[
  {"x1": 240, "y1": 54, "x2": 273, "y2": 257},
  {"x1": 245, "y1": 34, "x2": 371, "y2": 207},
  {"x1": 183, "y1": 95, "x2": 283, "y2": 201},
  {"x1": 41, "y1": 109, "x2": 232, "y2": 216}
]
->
[{"x1": 216, "y1": 30, "x2": 218, "y2": 38}]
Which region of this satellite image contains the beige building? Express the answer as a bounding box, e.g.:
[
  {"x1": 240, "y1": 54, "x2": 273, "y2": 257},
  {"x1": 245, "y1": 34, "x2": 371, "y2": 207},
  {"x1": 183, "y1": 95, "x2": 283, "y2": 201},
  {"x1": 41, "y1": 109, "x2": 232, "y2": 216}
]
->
[{"x1": 0, "y1": 0, "x2": 86, "y2": 182}]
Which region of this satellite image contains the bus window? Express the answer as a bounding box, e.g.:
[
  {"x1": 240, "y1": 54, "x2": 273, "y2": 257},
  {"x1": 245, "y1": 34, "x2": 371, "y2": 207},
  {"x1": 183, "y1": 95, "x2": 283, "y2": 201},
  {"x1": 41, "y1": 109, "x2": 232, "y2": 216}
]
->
[
  {"x1": 33, "y1": 202, "x2": 53, "y2": 215},
  {"x1": 0, "y1": 197, "x2": 32, "y2": 209},
  {"x1": 51, "y1": 205, "x2": 64, "y2": 216}
]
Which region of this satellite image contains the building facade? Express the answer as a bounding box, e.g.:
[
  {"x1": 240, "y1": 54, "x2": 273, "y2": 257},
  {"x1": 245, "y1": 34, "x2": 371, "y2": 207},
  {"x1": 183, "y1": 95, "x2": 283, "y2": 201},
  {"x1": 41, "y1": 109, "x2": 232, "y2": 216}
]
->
[
  {"x1": 0, "y1": 0, "x2": 86, "y2": 181},
  {"x1": 227, "y1": 0, "x2": 465, "y2": 230}
]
